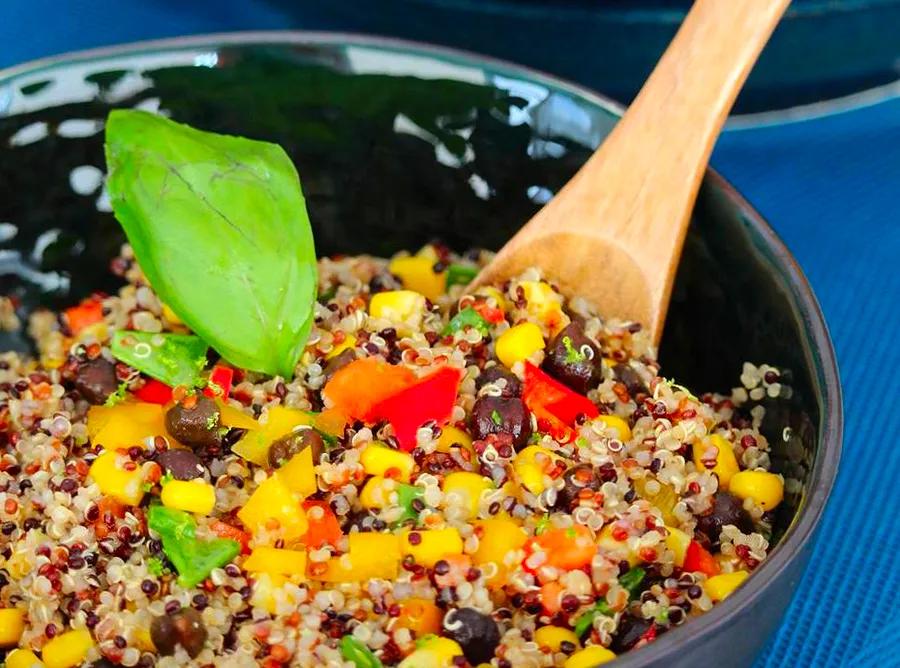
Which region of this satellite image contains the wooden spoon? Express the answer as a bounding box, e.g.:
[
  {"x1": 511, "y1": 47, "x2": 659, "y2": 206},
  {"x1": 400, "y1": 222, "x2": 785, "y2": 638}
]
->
[{"x1": 472, "y1": 0, "x2": 790, "y2": 344}]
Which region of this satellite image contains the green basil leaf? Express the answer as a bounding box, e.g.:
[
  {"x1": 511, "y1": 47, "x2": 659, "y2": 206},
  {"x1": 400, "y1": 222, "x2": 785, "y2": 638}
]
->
[
  {"x1": 105, "y1": 110, "x2": 318, "y2": 377},
  {"x1": 110, "y1": 330, "x2": 207, "y2": 388}
]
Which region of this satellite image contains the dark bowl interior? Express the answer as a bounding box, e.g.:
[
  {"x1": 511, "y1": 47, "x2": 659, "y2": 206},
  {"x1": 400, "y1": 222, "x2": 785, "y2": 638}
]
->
[{"x1": 0, "y1": 35, "x2": 841, "y2": 667}]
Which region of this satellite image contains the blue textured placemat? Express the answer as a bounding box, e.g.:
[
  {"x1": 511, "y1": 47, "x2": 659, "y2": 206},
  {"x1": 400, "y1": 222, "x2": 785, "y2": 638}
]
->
[{"x1": 3, "y1": 3, "x2": 899, "y2": 667}]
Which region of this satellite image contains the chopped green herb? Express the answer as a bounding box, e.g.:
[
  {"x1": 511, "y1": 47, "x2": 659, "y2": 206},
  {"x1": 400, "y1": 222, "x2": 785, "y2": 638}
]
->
[
  {"x1": 318, "y1": 285, "x2": 338, "y2": 302},
  {"x1": 394, "y1": 483, "x2": 426, "y2": 526},
  {"x1": 442, "y1": 307, "x2": 490, "y2": 337},
  {"x1": 206, "y1": 411, "x2": 220, "y2": 430},
  {"x1": 491, "y1": 409, "x2": 503, "y2": 426},
  {"x1": 535, "y1": 514, "x2": 551, "y2": 535},
  {"x1": 105, "y1": 110, "x2": 317, "y2": 377},
  {"x1": 445, "y1": 263, "x2": 479, "y2": 289},
  {"x1": 110, "y1": 330, "x2": 208, "y2": 389},
  {"x1": 562, "y1": 335, "x2": 587, "y2": 364},
  {"x1": 340, "y1": 635, "x2": 383, "y2": 668},
  {"x1": 664, "y1": 378, "x2": 698, "y2": 402},
  {"x1": 103, "y1": 381, "x2": 130, "y2": 407},
  {"x1": 147, "y1": 556, "x2": 165, "y2": 576},
  {"x1": 574, "y1": 600, "x2": 612, "y2": 637},
  {"x1": 620, "y1": 566, "x2": 646, "y2": 599}
]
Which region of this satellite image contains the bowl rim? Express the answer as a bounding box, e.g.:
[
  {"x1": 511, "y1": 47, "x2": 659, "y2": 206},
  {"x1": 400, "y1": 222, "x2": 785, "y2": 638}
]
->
[{"x1": 0, "y1": 31, "x2": 843, "y2": 666}]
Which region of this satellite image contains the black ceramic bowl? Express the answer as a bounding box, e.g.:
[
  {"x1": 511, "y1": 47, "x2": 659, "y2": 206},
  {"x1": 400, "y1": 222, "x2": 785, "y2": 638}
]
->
[{"x1": 0, "y1": 33, "x2": 841, "y2": 667}]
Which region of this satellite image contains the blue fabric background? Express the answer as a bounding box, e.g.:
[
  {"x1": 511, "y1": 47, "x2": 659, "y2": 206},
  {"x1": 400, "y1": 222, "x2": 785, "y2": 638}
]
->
[{"x1": 2, "y1": 2, "x2": 898, "y2": 666}]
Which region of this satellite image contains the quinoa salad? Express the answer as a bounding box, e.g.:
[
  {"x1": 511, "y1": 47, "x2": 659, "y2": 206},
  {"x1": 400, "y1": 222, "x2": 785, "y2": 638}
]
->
[{"x1": 0, "y1": 111, "x2": 787, "y2": 668}]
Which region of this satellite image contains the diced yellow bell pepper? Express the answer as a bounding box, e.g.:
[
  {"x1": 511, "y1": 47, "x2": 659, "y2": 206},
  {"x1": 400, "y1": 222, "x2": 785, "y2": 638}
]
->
[
  {"x1": 217, "y1": 401, "x2": 259, "y2": 430},
  {"x1": 728, "y1": 470, "x2": 784, "y2": 511},
  {"x1": 475, "y1": 286, "x2": 507, "y2": 311},
  {"x1": 513, "y1": 445, "x2": 563, "y2": 495},
  {"x1": 495, "y1": 322, "x2": 545, "y2": 369},
  {"x1": 398, "y1": 636, "x2": 464, "y2": 668},
  {"x1": 161, "y1": 303, "x2": 182, "y2": 325},
  {"x1": 6, "y1": 649, "x2": 44, "y2": 668},
  {"x1": 360, "y1": 443, "x2": 416, "y2": 482},
  {"x1": 326, "y1": 333, "x2": 357, "y2": 360},
  {"x1": 442, "y1": 472, "x2": 493, "y2": 518},
  {"x1": 243, "y1": 546, "x2": 307, "y2": 578},
  {"x1": 313, "y1": 533, "x2": 401, "y2": 582},
  {"x1": 389, "y1": 256, "x2": 446, "y2": 302},
  {"x1": 472, "y1": 518, "x2": 527, "y2": 586},
  {"x1": 88, "y1": 451, "x2": 145, "y2": 506},
  {"x1": 42, "y1": 630, "x2": 94, "y2": 668},
  {"x1": 133, "y1": 628, "x2": 155, "y2": 652},
  {"x1": 436, "y1": 425, "x2": 476, "y2": 461},
  {"x1": 665, "y1": 526, "x2": 691, "y2": 567},
  {"x1": 564, "y1": 645, "x2": 616, "y2": 668},
  {"x1": 597, "y1": 524, "x2": 640, "y2": 567},
  {"x1": 277, "y1": 447, "x2": 317, "y2": 497},
  {"x1": 369, "y1": 290, "x2": 426, "y2": 328},
  {"x1": 401, "y1": 528, "x2": 463, "y2": 567},
  {"x1": 237, "y1": 474, "x2": 307, "y2": 542},
  {"x1": 634, "y1": 477, "x2": 678, "y2": 525},
  {"x1": 250, "y1": 573, "x2": 287, "y2": 614},
  {"x1": 534, "y1": 626, "x2": 581, "y2": 653},
  {"x1": 0, "y1": 608, "x2": 25, "y2": 647},
  {"x1": 693, "y1": 434, "x2": 740, "y2": 489},
  {"x1": 395, "y1": 598, "x2": 444, "y2": 637},
  {"x1": 704, "y1": 570, "x2": 749, "y2": 601},
  {"x1": 160, "y1": 479, "x2": 216, "y2": 515},
  {"x1": 594, "y1": 414, "x2": 632, "y2": 442},
  {"x1": 87, "y1": 402, "x2": 166, "y2": 450},
  {"x1": 232, "y1": 406, "x2": 313, "y2": 466},
  {"x1": 359, "y1": 476, "x2": 396, "y2": 510},
  {"x1": 520, "y1": 281, "x2": 570, "y2": 336}
]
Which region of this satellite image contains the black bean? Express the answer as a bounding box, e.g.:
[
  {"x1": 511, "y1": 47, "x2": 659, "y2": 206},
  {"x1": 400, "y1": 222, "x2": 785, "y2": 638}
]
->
[
  {"x1": 609, "y1": 614, "x2": 655, "y2": 653},
  {"x1": 267, "y1": 428, "x2": 324, "y2": 468},
  {"x1": 694, "y1": 491, "x2": 754, "y2": 547},
  {"x1": 613, "y1": 362, "x2": 648, "y2": 397},
  {"x1": 475, "y1": 365, "x2": 521, "y2": 397},
  {"x1": 444, "y1": 607, "x2": 500, "y2": 665},
  {"x1": 73, "y1": 358, "x2": 119, "y2": 404},
  {"x1": 470, "y1": 396, "x2": 531, "y2": 450},
  {"x1": 541, "y1": 323, "x2": 601, "y2": 394},
  {"x1": 156, "y1": 449, "x2": 207, "y2": 481},
  {"x1": 164, "y1": 396, "x2": 221, "y2": 450},
  {"x1": 152, "y1": 608, "x2": 207, "y2": 658},
  {"x1": 150, "y1": 614, "x2": 177, "y2": 655},
  {"x1": 554, "y1": 464, "x2": 601, "y2": 509}
]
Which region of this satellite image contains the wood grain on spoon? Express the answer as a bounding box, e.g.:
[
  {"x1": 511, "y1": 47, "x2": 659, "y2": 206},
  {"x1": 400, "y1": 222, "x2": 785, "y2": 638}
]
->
[{"x1": 472, "y1": 0, "x2": 790, "y2": 344}]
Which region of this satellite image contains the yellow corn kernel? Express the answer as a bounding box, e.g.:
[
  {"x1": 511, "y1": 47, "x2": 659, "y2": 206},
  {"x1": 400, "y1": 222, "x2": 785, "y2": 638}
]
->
[
  {"x1": 42, "y1": 630, "x2": 94, "y2": 668},
  {"x1": 534, "y1": 626, "x2": 581, "y2": 652},
  {"x1": 369, "y1": 290, "x2": 426, "y2": 328},
  {"x1": 564, "y1": 645, "x2": 616, "y2": 668},
  {"x1": 243, "y1": 546, "x2": 307, "y2": 578},
  {"x1": 521, "y1": 281, "x2": 570, "y2": 336},
  {"x1": 161, "y1": 303, "x2": 182, "y2": 325},
  {"x1": 237, "y1": 474, "x2": 307, "y2": 542},
  {"x1": 389, "y1": 256, "x2": 446, "y2": 302},
  {"x1": 594, "y1": 414, "x2": 632, "y2": 442},
  {"x1": 472, "y1": 518, "x2": 527, "y2": 586},
  {"x1": 704, "y1": 570, "x2": 749, "y2": 602},
  {"x1": 436, "y1": 425, "x2": 476, "y2": 461},
  {"x1": 160, "y1": 479, "x2": 216, "y2": 515},
  {"x1": 401, "y1": 528, "x2": 463, "y2": 567},
  {"x1": 495, "y1": 322, "x2": 545, "y2": 369},
  {"x1": 277, "y1": 447, "x2": 317, "y2": 497},
  {"x1": 634, "y1": 477, "x2": 678, "y2": 525},
  {"x1": 87, "y1": 402, "x2": 166, "y2": 450},
  {"x1": 729, "y1": 470, "x2": 784, "y2": 510},
  {"x1": 360, "y1": 443, "x2": 416, "y2": 482},
  {"x1": 597, "y1": 524, "x2": 639, "y2": 567},
  {"x1": 513, "y1": 445, "x2": 563, "y2": 495},
  {"x1": 664, "y1": 526, "x2": 691, "y2": 567},
  {"x1": 326, "y1": 333, "x2": 357, "y2": 360},
  {"x1": 313, "y1": 532, "x2": 401, "y2": 582},
  {"x1": 0, "y1": 608, "x2": 25, "y2": 647},
  {"x1": 232, "y1": 406, "x2": 313, "y2": 466},
  {"x1": 442, "y1": 472, "x2": 493, "y2": 518},
  {"x1": 88, "y1": 451, "x2": 145, "y2": 506},
  {"x1": 693, "y1": 434, "x2": 740, "y2": 489},
  {"x1": 399, "y1": 636, "x2": 465, "y2": 668},
  {"x1": 359, "y1": 476, "x2": 396, "y2": 510},
  {"x1": 7, "y1": 649, "x2": 44, "y2": 668}
]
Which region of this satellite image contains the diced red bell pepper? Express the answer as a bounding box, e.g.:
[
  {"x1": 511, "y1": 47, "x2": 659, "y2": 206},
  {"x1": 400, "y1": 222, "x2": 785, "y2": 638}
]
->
[
  {"x1": 523, "y1": 362, "x2": 598, "y2": 442},
  {"x1": 134, "y1": 378, "x2": 173, "y2": 405},
  {"x1": 302, "y1": 500, "x2": 342, "y2": 549},
  {"x1": 210, "y1": 520, "x2": 251, "y2": 555},
  {"x1": 683, "y1": 540, "x2": 720, "y2": 576},
  {"x1": 323, "y1": 357, "x2": 416, "y2": 422},
  {"x1": 64, "y1": 297, "x2": 104, "y2": 335},
  {"x1": 472, "y1": 300, "x2": 505, "y2": 324},
  {"x1": 203, "y1": 365, "x2": 234, "y2": 400},
  {"x1": 371, "y1": 366, "x2": 462, "y2": 451}
]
